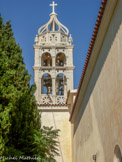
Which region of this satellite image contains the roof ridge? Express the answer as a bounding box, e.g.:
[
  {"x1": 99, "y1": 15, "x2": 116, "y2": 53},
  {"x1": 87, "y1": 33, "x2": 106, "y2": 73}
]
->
[{"x1": 69, "y1": 0, "x2": 108, "y2": 121}]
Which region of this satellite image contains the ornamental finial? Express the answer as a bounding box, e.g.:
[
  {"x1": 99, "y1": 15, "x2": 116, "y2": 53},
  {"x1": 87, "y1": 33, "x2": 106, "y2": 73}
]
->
[{"x1": 50, "y1": 1, "x2": 58, "y2": 14}]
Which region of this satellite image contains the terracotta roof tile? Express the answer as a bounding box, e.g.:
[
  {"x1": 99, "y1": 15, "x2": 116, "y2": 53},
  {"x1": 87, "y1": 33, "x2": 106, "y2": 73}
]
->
[{"x1": 69, "y1": 0, "x2": 108, "y2": 121}]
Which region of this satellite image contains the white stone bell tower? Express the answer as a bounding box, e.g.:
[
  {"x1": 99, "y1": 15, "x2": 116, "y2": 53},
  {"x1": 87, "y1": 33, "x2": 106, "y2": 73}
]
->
[{"x1": 33, "y1": 2, "x2": 74, "y2": 162}]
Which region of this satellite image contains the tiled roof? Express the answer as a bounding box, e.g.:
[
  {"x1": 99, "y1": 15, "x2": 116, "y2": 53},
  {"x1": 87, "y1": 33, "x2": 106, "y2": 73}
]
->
[{"x1": 69, "y1": 0, "x2": 108, "y2": 121}]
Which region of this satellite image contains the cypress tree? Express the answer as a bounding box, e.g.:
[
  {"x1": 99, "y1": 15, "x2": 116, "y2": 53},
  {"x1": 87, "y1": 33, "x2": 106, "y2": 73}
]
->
[{"x1": 0, "y1": 15, "x2": 59, "y2": 161}]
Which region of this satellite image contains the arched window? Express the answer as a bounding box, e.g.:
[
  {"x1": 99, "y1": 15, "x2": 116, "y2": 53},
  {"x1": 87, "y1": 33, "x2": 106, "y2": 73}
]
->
[
  {"x1": 56, "y1": 53, "x2": 66, "y2": 66},
  {"x1": 41, "y1": 73, "x2": 52, "y2": 94},
  {"x1": 56, "y1": 73, "x2": 67, "y2": 95},
  {"x1": 113, "y1": 145, "x2": 122, "y2": 162},
  {"x1": 42, "y1": 53, "x2": 52, "y2": 66}
]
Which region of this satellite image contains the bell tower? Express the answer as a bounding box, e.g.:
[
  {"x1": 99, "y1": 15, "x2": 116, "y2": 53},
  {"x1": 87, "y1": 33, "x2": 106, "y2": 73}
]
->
[{"x1": 33, "y1": 2, "x2": 74, "y2": 162}]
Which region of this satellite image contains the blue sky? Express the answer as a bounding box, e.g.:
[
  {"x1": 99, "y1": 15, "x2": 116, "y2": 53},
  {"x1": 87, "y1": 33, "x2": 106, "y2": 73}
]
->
[{"x1": 0, "y1": 0, "x2": 101, "y2": 89}]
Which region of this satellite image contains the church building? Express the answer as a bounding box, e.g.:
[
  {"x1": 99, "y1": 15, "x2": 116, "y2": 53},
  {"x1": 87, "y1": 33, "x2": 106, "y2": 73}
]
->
[
  {"x1": 33, "y1": 1, "x2": 74, "y2": 162},
  {"x1": 68, "y1": 0, "x2": 122, "y2": 161},
  {"x1": 33, "y1": 0, "x2": 122, "y2": 161}
]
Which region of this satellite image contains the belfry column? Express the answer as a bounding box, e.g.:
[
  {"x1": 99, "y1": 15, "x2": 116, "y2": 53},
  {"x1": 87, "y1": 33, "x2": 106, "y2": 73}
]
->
[
  {"x1": 34, "y1": 70, "x2": 39, "y2": 101},
  {"x1": 52, "y1": 47, "x2": 56, "y2": 67},
  {"x1": 38, "y1": 77, "x2": 41, "y2": 101},
  {"x1": 63, "y1": 86, "x2": 66, "y2": 97},
  {"x1": 52, "y1": 77, "x2": 56, "y2": 96},
  {"x1": 52, "y1": 64, "x2": 56, "y2": 103},
  {"x1": 52, "y1": 56, "x2": 55, "y2": 67},
  {"x1": 51, "y1": 77, "x2": 56, "y2": 104}
]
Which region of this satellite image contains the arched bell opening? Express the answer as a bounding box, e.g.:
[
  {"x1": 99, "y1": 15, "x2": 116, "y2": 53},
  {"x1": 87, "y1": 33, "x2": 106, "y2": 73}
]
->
[
  {"x1": 41, "y1": 73, "x2": 52, "y2": 94},
  {"x1": 56, "y1": 73, "x2": 67, "y2": 95},
  {"x1": 56, "y1": 53, "x2": 66, "y2": 66},
  {"x1": 42, "y1": 53, "x2": 52, "y2": 66},
  {"x1": 113, "y1": 145, "x2": 122, "y2": 162}
]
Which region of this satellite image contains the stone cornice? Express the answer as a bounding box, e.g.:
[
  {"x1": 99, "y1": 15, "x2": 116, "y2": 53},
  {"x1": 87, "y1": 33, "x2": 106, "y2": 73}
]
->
[
  {"x1": 33, "y1": 66, "x2": 75, "y2": 70},
  {"x1": 33, "y1": 45, "x2": 40, "y2": 49},
  {"x1": 38, "y1": 104, "x2": 69, "y2": 112},
  {"x1": 33, "y1": 66, "x2": 40, "y2": 70},
  {"x1": 66, "y1": 66, "x2": 75, "y2": 70},
  {"x1": 33, "y1": 44, "x2": 74, "y2": 49},
  {"x1": 38, "y1": 31, "x2": 68, "y2": 36},
  {"x1": 66, "y1": 45, "x2": 74, "y2": 49}
]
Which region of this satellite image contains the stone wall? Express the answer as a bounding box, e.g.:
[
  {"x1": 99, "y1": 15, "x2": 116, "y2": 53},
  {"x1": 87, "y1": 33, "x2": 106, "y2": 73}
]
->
[
  {"x1": 39, "y1": 105, "x2": 72, "y2": 162},
  {"x1": 72, "y1": 0, "x2": 122, "y2": 161}
]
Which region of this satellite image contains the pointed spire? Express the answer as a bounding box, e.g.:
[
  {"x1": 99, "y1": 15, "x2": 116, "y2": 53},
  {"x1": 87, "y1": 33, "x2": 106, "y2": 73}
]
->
[{"x1": 38, "y1": 1, "x2": 69, "y2": 35}]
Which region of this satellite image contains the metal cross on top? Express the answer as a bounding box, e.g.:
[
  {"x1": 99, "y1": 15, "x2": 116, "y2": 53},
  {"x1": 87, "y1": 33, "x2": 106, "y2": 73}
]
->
[{"x1": 50, "y1": 1, "x2": 58, "y2": 14}]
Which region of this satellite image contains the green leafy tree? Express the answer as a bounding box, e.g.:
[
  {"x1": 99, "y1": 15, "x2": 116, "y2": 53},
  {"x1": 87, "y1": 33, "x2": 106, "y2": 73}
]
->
[{"x1": 0, "y1": 15, "x2": 59, "y2": 161}]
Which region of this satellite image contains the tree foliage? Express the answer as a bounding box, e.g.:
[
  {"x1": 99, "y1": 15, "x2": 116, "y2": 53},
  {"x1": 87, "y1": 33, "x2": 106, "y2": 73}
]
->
[{"x1": 0, "y1": 15, "x2": 59, "y2": 161}]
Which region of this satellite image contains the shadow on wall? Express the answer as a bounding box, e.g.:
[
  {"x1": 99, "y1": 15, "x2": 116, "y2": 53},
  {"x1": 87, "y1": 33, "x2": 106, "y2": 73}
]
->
[{"x1": 74, "y1": 0, "x2": 122, "y2": 133}]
